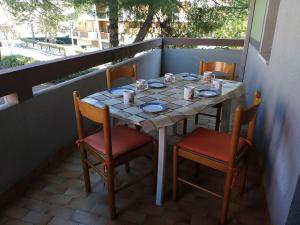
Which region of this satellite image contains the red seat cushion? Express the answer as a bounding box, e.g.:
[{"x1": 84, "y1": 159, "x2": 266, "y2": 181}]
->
[
  {"x1": 83, "y1": 125, "x2": 153, "y2": 158},
  {"x1": 178, "y1": 127, "x2": 249, "y2": 162}
]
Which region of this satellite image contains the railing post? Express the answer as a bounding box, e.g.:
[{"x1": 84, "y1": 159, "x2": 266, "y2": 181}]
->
[{"x1": 17, "y1": 87, "x2": 34, "y2": 102}]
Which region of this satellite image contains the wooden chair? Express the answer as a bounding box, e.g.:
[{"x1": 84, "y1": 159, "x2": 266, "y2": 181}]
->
[
  {"x1": 73, "y1": 91, "x2": 157, "y2": 219},
  {"x1": 106, "y1": 64, "x2": 137, "y2": 89},
  {"x1": 173, "y1": 91, "x2": 261, "y2": 225},
  {"x1": 199, "y1": 61, "x2": 236, "y2": 81},
  {"x1": 186, "y1": 61, "x2": 236, "y2": 133}
]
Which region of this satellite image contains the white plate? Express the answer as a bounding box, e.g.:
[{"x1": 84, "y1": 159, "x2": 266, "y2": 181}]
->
[
  {"x1": 140, "y1": 103, "x2": 167, "y2": 113},
  {"x1": 197, "y1": 89, "x2": 220, "y2": 97},
  {"x1": 109, "y1": 87, "x2": 135, "y2": 97},
  {"x1": 148, "y1": 81, "x2": 166, "y2": 88},
  {"x1": 182, "y1": 74, "x2": 199, "y2": 81}
]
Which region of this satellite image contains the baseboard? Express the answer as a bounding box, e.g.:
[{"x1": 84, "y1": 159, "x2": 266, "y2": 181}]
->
[{"x1": 0, "y1": 141, "x2": 76, "y2": 209}]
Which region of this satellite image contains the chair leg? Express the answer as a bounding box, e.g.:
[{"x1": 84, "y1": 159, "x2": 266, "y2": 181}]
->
[
  {"x1": 152, "y1": 141, "x2": 158, "y2": 194},
  {"x1": 240, "y1": 153, "x2": 249, "y2": 193},
  {"x1": 239, "y1": 166, "x2": 247, "y2": 193},
  {"x1": 195, "y1": 113, "x2": 199, "y2": 124},
  {"x1": 125, "y1": 162, "x2": 130, "y2": 173},
  {"x1": 135, "y1": 124, "x2": 141, "y2": 131},
  {"x1": 107, "y1": 164, "x2": 116, "y2": 219},
  {"x1": 172, "y1": 145, "x2": 179, "y2": 201},
  {"x1": 79, "y1": 146, "x2": 91, "y2": 192},
  {"x1": 220, "y1": 168, "x2": 234, "y2": 225},
  {"x1": 194, "y1": 163, "x2": 200, "y2": 178},
  {"x1": 183, "y1": 119, "x2": 187, "y2": 135},
  {"x1": 215, "y1": 104, "x2": 222, "y2": 131}
]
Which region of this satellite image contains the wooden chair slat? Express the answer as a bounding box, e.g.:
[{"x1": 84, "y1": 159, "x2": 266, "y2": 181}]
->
[
  {"x1": 106, "y1": 64, "x2": 137, "y2": 89},
  {"x1": 199, "y1": 61, "x2": 236, "y2": 81}
]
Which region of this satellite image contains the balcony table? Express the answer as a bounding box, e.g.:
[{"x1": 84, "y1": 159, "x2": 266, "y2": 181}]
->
[{"x1": 82, "y1": 73, "x2": 245, "y2": 206}]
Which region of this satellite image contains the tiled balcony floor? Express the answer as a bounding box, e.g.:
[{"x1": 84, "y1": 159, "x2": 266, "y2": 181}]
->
[{"x1": 0, "y1": 117, "x2": 267, "y2": 225}]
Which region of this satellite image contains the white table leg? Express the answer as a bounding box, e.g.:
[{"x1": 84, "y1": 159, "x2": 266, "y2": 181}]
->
[
  {"x1": 220, "y1": 99, "x2": 231, "y2": 133},
  {"x1": 155, "y1": 127, "x2": 167, "y2": 206}
]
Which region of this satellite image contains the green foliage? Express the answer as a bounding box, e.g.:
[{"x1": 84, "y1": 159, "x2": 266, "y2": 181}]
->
[
  {"x1": 121, "y1": 0, "x2": 181, "y2": 19},
  {"x1": 1, "y1": 0, "x2": 72, "y2": 40},
  {"x1": 0, "y1": 55, "x2": 35, "y2": 69},
  {"x1": 170, "y1": 1, "x2": 247, "y2": 39}
]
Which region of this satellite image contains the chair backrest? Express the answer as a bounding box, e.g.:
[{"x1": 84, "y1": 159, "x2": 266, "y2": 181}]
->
[
  {"x1": 106, "y1": 64, "x2": 137, "y2": 89},
  {"x1": 228, "y1": 91, "x2": 262, "y2": 165},
  {"x1": 73, "y1": 91, "x2": 112, "y2": 160},
  {"x1": 199, "y1": 61, "x2": 236, "y2": 80}
]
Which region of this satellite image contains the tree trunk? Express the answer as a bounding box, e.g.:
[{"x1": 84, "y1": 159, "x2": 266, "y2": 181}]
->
[
  {"x1": 94, "y1": 3, "x2": 103, "y2": 49},
  {"x1": 108, "y1": 0, "x2": 119, "y2": 47},
  {"x1": 134, "y1": 5, "x2": 156, "y2": 43},
  {"x1": 30, "y1": 23, "x2": 35, "y2": 41}
]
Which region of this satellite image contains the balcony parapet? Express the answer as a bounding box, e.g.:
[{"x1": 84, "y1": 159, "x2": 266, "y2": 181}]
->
[{"x1": 0, "y1": 38, "x2": 244, "y2": 105}]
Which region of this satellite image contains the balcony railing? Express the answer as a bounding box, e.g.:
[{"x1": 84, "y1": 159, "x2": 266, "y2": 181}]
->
[
  {"x1": 100, "y1": 32, "x2": 109, "y2": 40},
  {"x1": 0, "y1": 38, "x2": 244, "y2": 104},
  {"x1": 72, "y1": 31, "x2": 89, "y2": 38}
]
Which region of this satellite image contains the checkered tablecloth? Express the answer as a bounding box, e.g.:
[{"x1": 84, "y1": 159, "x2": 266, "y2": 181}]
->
[{"x1": 83, "y1": 73, "x2": 245, "y2": 132}]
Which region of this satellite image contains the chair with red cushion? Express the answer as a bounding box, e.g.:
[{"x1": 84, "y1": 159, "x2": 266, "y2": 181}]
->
[
  {"x1": 173, "y1": 91, "x2": 261, "y2": 225},
  {"x1": 73, "y1": 91, "x2": 157, "y2": 219}
]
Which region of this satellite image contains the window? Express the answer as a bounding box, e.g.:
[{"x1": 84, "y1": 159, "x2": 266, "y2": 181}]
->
[{"x1": 250, "y1": 0, "x2": 280, "y2": 62}]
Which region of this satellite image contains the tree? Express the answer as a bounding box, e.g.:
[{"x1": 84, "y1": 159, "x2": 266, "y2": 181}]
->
[
  {"x1": 118, "y1": 0, "x2": 248, "y2": 43},
  {"x1": 1, "y1": 0, "x2": 71, "y2": 41},
  {"x1": 1, "y1": 0, "x2": 39, "y2": 39},
  {"x1": 120, "y1": 0, "x2": 181, "y2": 42},
  {"x1": 107, "y1": 0, "x2": 119, "y2": 47},
  {"x1": 181, "y1": 0, "x2": 249, "y2": 38},
  {"x1": 74, "y1": 0, "x2": 120, "y2": 47},
  {"x1": 75, "y1": 0, "x2": 181, "y2": 46}
]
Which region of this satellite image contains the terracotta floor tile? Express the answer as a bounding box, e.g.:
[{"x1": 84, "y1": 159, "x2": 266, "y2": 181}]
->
[
  {"x1": 70, "y1": 210, "x2": 102, "y2": 225},
  {"x1": 3, "y1": 205, "x2": 29, "y2": 220},
  {"x1": 22, "y1": 211, "x2": 52, "y2": 225},
  {"x1": 3, "y1": 219, "x2": 33, "y2": 225},
  {"x1": 16, "y1": 198, "x2": 50, "y2": 214},
  {"x1": 68, "y1": 195, "x2": 98, "y2": 211},
  {"x1": 1, "y1": 124, "x2": 268, "y2": 225},
  {"x1": 42, "y1": 183, "x2": 69, "y2": 195},
  {"x1": 89, "y1": 203, "x2": 110, "y2": 218},
  {"x1": 46, "y1": 204, "x2": 74, "y2": 220},
  {"x1": 47, "y1": 217, "x2": 77, "y2": 225},
  {"x1": 0, "y1": 214, "x2": 9, "y2": 224},
  {"x1": 44, "y1": 194, "x2": 73, "y2": 205},
  {"x1": 40, "y1": 174, "x2": 66, "y2": 185},
  {"x1": 118, "y1": 210, "x2": 146, "y2": 225}
]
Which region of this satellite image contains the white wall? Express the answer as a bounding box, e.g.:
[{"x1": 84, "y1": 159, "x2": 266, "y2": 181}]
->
[{"x1": 243, "y1": 0, "x2": 300, "y2": 224}]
